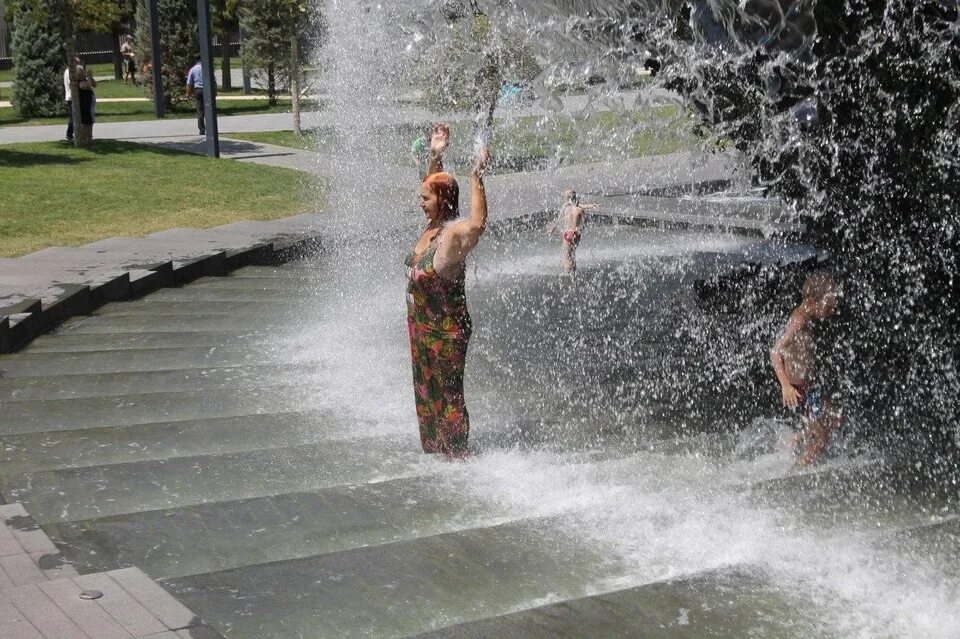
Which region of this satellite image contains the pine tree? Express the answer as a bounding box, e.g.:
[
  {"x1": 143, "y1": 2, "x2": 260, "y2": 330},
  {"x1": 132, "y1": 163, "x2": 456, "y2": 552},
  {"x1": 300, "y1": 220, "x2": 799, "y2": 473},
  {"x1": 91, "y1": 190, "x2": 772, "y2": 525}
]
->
[
  {"x1": 134, "y1": 0, "x2": 197, "y2": 108},
  {"x1": 239, "y1": 0, "x2": 323, "y2": 106},
  {"x1": 9, "y1": 2, "x2": 65, "y2": 118}
]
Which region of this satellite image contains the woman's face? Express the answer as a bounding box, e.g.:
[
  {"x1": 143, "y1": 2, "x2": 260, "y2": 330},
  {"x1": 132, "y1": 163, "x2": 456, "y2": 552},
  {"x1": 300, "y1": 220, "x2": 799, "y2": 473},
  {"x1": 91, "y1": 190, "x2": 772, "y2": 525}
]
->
[{"x1": 420, "y1": 183, "x2": 440, "y2": 222}]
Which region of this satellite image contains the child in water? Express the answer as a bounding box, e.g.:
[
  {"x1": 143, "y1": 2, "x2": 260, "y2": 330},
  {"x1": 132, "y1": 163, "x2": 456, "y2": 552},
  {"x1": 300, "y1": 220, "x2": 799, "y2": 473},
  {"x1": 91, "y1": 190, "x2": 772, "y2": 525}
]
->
[
  {"x1": 770, "y1": 273, "x2": 841, "y2": 466},
  {"x1": 545, "y1": 189, "x2": 598, "y2": 274}
]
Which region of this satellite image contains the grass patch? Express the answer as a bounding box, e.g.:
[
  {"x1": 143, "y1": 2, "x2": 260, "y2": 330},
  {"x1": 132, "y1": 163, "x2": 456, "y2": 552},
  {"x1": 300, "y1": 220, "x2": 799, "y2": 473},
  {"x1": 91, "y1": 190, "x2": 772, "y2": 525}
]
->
[
  {"x1": 0, "y1": 140, "x2": 322, "y2": 257},
  {"x1": 0, "y1": 99, "x2": 319, "y2": 127},
  {"x1": 223, "y1": 129, "x2": 337, "y2": 150},
  {"x1": 0, "y1": 59, "x2": 238, "y2": 84},
  {"x1": 393, "y1": 104, "x2": 702, "y2": 174},
  {"x1": 91, "y1": 80, "x2": 270, "y2": 99}
]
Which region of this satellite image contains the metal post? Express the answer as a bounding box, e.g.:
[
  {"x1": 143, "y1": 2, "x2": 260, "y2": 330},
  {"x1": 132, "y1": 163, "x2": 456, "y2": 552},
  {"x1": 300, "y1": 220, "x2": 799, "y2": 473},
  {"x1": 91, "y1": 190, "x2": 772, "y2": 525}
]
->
[
  {"x1": 197, "y1": 0, "x2": 220, "y2": 157},
  {"x1": 239, "y1": 25, "x2": 252, "y2": 95},
  {"x1": 148, "y1": 0, "x2": 165, "y2": 118}
]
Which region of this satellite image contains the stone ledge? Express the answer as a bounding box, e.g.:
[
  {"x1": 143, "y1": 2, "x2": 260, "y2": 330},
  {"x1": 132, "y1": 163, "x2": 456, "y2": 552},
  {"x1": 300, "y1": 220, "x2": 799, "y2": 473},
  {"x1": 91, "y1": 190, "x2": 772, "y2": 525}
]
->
[{"x1": 0, "y1": 214, "x2": 322, "y2": 353}]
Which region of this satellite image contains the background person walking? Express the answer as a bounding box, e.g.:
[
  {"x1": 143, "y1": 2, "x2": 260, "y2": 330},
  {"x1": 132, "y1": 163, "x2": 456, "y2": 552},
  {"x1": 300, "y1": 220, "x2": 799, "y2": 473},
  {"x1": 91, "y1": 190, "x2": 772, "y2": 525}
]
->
[
  {"x1": 185, "y1": 55, "x2": 213, "y2": 135},
  {"x1": 121, "y1": 36, "x2": 137, "y2": 85}
]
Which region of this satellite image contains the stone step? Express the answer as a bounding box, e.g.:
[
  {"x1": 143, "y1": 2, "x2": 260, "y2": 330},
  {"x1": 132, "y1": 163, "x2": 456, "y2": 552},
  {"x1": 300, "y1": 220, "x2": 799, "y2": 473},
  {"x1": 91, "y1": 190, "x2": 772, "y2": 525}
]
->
[
  {"x1": 881, "y1": 516, "x2": 960, "y2": 581},
  {"x1": 743, "y1": 460, "x2": 940, "y2": 531},
  {"x1": 222, "y1": 267, "x2": 315, "y2": 280},
  {"x1": 0, "y1": 386, "x2": 308, "y2": 436},
  {"x1": 1, "y1": 435, "x2": 425, "y2": 524},
  {"x1": 0, "y1": 566, "x2": 221, "y2": 638},
  {"x1": 0, "y1": 364, "x2": 308, "y2": 401},
  {"x1": 163, "y1": 517, "x2": 617, "y2": 639},
  {"x1": 21, "y1": 331, "x2": 271, "y2": 354},
  {"x1": 0, "y1": 345, "x2": 297, "y2": 377},
  {"x1": 92, "y1": 299, "x2": 305, "y2": 318},
  {"x1": 128, "y1": 287, "x2": 307, "y2": 303},
  {"x1": 0, "y1": 411, "x2": 345, "y2": 474},
  {"x1": 412, "y1": 566, "x2": 814, "y2": 638},
  {"x1": 52, "y1": 313, "x2": 290, "y2": 334},
  {"x1": 47, "y1": 474, "x2": 502, "y2": 580}
]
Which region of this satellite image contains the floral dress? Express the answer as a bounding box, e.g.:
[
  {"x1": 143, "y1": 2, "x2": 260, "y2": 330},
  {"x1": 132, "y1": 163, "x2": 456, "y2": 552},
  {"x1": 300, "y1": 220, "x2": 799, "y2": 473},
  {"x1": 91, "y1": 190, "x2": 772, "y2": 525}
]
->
[{"x1": 405, "y1": 234, "x2": 472, "y2": 457}]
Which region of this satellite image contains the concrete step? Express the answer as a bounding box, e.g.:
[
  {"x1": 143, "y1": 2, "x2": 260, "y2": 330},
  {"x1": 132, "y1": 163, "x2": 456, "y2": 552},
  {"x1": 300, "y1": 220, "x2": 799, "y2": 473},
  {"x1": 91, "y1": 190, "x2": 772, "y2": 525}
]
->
[
  {"x1": 413, "y1": 566, "x2": 817, "y2": 639},
  {"x1": 52, "y1": 313, "x2": 291, "y2": 334},
  {"x1": 0, "y1": 411, "x2": 347, "y2": 474},
  {"x1": 1, "y1": 435, "x2": 425, "y2": 524},
  {"x1": 163, "y1": 517, "x2": 617, "y2": 639},
  {"x1": 0, "y1": 364, "x2": 310, "y2": 401},
  {"x1": 0, "y1": 386, "x2": 309, "y2": 436},
  {"x1": 0, "y1": 345, "x2": 298, "y2": 377},
  {"x1": 92, "y1": 299, "x2": 306, "y2": 317},
  {"x1": 21, "y1": 330, "x2": 271, "y2": 354},
  {"x1": 127, "y1": 286, "x2": 302, "y2": 308},
  {"x1": 744, "y1": 461, "x2": 939, "y2": 531},
  {"x1": 47, "y1": 474, "x2": 502, "y2": 580},
  {"x1": 222, "y1": 267, "x2": 316, "y2": 280}
]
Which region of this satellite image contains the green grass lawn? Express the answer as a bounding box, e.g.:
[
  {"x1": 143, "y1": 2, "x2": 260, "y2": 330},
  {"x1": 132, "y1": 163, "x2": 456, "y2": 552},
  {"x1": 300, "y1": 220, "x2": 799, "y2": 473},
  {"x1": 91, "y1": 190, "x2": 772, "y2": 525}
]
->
[
  {"x1": 0, "y1": 99, "x2": 319, "y2": 127},
  {"x1": 226, "y1": 106, "x2": 699, "y2": 172},
  {"x1": 0, "y1": 140, "x2": 321, "y2": 257},
  {"x1": 89, "y1": 79, "x2": 262, "y2": 99},
  {"x1": 0, "y1": 59, "x2": 234, "y2": 83},
  {"x1": 224, "y1": 129, "x2": 337, "y2": 150}
]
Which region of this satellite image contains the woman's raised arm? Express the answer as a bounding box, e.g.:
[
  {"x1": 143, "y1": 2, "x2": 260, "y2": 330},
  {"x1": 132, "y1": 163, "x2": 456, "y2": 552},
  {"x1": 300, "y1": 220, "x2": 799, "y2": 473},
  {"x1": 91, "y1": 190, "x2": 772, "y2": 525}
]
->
[{"x1": 435, "y1": 147, "x2": 489, "y2": 276}]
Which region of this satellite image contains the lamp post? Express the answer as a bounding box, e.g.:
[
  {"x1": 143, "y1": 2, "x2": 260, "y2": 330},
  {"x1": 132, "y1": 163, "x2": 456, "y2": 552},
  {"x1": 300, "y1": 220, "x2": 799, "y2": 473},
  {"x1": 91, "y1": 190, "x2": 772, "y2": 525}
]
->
[{"x1": 197, "y1": 0, "x2": 220, "y2": 157}]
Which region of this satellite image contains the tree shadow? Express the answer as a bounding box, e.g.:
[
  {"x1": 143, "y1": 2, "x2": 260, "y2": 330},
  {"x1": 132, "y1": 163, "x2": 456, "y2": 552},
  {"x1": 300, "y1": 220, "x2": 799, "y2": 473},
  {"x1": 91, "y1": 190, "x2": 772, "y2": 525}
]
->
[{"x1": 0, "y1": 147, "x2": 89, "y2": 168}]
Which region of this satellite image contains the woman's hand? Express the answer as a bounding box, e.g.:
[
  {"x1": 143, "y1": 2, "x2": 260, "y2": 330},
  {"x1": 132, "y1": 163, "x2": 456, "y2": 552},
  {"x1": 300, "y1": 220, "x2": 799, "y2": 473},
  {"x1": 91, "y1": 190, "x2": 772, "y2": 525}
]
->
[
  {"x1": 472, "y1": 145, "x2": 490, "y2": 179},
  {"x1": 781, "y1": 383, "x2": 801, "y2": 409},
  {"x1": 430, "y1": 123, "x2": 450, "y2": 156}
]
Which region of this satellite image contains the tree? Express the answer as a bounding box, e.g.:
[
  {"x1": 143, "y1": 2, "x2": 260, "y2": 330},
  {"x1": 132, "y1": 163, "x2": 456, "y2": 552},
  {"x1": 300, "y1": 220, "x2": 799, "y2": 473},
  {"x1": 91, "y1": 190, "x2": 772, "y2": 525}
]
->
[
  {"x1": 8, "y1": 1, "x2": 64, "y2": 118},
  {"x1": 212, "y1": 0, "x2": 239, "y2": 91},
  {"x1": 408, "y1": 1, "x2": 540, "y2": 124},
  {"x1": 6, "y1": 0, "x2": 120, "y2": 146},
  {"x1": 134, "y1": 0, "x2": 197, "y2": 108},
  {"x1": 239, "y1": 0, "x2": 324, "y2": 108}
]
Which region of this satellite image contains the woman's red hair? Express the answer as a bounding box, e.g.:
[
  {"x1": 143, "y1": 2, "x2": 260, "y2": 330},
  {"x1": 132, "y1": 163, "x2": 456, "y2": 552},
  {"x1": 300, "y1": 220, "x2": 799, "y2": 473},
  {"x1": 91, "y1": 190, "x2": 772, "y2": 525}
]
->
[{"x1": 424, "y1": 172, "x2": 460, "y2": 221}]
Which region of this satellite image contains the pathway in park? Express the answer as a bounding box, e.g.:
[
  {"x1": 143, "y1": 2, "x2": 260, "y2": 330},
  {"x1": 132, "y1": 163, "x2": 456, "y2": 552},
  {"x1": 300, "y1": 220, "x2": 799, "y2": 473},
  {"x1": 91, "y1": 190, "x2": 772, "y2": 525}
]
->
[{"x1": 0, "y1": 89, "x2": 675, "y2": 144}]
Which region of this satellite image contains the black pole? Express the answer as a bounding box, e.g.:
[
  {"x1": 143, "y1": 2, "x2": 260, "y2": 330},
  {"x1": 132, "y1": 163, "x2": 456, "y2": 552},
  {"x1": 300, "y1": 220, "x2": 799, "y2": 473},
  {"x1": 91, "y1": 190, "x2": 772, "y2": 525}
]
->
[
  {"x1": 148, "y1": 0, "x2": 165, "y2": 117},
  {"x1": 197, "y1": 0, "x2": 220, "y2": 157}
]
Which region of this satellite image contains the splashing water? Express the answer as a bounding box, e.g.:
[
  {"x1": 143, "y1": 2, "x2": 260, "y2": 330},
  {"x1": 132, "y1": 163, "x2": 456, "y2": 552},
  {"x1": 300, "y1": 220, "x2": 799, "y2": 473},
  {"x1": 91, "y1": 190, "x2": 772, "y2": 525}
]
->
[{"x1": 281, "y1": 0, "x2": 960, "y2": 635}]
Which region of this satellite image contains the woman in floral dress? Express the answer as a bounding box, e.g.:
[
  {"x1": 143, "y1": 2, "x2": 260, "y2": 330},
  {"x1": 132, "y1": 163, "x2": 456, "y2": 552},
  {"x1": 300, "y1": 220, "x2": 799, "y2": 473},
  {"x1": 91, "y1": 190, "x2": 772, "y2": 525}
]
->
[{"x1": 405, "y1": 123, "x2": 489, "y2": 459}]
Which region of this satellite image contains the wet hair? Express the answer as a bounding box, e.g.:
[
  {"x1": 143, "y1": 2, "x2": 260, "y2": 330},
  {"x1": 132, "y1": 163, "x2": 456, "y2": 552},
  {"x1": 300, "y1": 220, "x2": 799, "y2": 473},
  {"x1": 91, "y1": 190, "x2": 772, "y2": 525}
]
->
[
  {"x1": 423, "y1": 172, "x2": 460, "y2": 221},
  {"x1": 562, "y1": 189, "x2": 579, "y2": 205},
  {"x1": 802, "y1": 272, "x2": 835, "y2": 301}
]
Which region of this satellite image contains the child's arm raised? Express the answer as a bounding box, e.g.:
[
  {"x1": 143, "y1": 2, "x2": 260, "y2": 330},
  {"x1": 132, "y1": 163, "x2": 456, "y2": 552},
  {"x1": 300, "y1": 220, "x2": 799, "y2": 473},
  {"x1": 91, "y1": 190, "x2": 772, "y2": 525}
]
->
[{"x1": 425, "y1": 123, "x2": 450, "y2": 177}]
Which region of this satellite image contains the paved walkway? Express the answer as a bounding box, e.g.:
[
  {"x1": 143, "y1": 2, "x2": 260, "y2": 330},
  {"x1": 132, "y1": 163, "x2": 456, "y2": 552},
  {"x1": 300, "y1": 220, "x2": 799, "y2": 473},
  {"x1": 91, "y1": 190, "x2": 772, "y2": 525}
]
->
[
  {"x1": 0, "y1": 95, "x2": 319, "y2": 109},
  {"x1": 1, "y1": 503, "x2": 221, "y2": 637},
  {"x1": 0, "y1": 90, "x2": 678, "y2": 144}
]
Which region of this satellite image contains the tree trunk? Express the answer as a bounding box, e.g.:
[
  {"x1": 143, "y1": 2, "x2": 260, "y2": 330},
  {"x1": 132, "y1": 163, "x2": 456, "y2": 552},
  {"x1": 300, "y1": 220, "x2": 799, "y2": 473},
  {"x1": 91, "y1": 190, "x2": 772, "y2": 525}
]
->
[
  {"x1": 220, "y1": 30, "x2": 232, "y2": 91},
  {"x1": 291, "y1": 36, "x2": 301, "y2": 135},
  {"x1": 267, "y1": 64, "x2": 276, "y2": 106},
  {"x1": 111, "y1": 26, "x2": 123, "y2": 79},
  {"x1": 64, "y1": 10, "x2": 92, "y2": 147}
]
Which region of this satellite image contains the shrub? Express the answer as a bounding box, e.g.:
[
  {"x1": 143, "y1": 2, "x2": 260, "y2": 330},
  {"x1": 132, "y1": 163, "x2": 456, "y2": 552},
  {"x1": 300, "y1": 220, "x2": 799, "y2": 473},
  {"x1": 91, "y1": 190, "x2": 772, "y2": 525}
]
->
[{"x1": 10, "y1": 3, "x2": 65, "y2": 118}]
